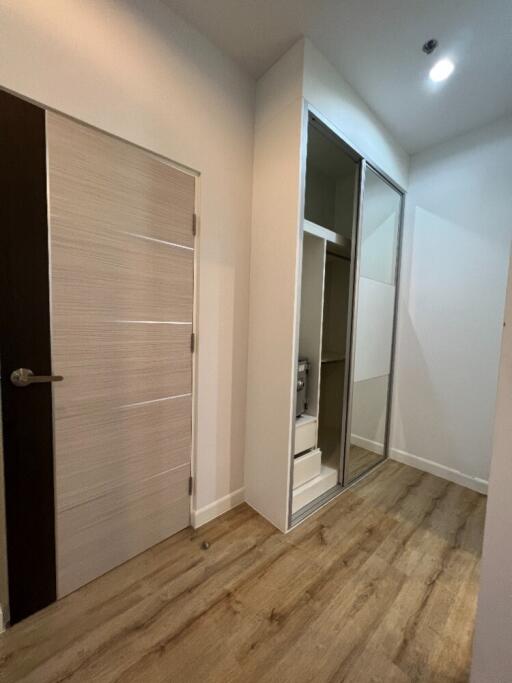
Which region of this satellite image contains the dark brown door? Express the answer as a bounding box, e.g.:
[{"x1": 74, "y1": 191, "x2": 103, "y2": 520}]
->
[{"x1": 0, "y1": 90, "x2": 57, "y2": 624}]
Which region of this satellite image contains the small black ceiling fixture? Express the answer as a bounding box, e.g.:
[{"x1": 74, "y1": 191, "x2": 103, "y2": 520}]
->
[{"x1": 422, "y1": 39, "x2": 439, "y2": 55}]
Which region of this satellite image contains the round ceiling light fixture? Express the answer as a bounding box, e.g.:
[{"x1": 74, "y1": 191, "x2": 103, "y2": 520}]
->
[{"x1": 429, "y1": 58, "x2": 455, "y2": 82}]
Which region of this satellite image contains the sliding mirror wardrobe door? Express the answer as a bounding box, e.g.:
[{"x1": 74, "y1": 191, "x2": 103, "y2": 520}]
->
[{"x1": 345, "y1": 166, "x2": 402, "y2": 484}]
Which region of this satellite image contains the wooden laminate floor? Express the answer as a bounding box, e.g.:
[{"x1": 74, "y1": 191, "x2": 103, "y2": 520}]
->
[{"x1": 0, "y1": 461, "x2": 486, "y2": 683}]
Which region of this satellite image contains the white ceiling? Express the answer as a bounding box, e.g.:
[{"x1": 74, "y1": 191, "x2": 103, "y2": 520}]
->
[{"x1": 164, "y1": 0, "x2": 512, "y2": 153}]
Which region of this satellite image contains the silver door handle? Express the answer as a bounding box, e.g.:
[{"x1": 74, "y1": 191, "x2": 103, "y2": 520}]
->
[{"x1": 10, "y1": 368, "x2": 64, "y2": 388}]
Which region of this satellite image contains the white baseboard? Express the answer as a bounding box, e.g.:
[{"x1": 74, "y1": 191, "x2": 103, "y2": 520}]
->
[
  {"x1": 390, "y1": 448, "x2": 488, "y2": 495},
  {"x1": 351, "y1": 434, "x2": 384, "y2": 455},
  {"x1": 191, "y1": 487, "x2": 245, "y2": 528}
]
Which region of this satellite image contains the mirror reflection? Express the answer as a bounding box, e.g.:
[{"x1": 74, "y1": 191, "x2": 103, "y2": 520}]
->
[{"x1": 345, "y1": 168, "x2": 401, "y2": 483}]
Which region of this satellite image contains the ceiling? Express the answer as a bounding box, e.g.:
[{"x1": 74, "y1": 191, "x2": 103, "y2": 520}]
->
[{"x1": 164, "y1": 0, "x2": 512, "y2": 153}]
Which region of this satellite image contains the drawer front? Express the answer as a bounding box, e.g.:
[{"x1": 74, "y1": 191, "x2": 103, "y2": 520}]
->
[
  {"x1": 292, "y1": 465, "x2": 338, "y2": 513},
  {"x1": 294, "y1": 420, "x2": 316, "y2": 455},
  {"x1": 293, "y1": 448, "x2": 321, "y2": 488}
]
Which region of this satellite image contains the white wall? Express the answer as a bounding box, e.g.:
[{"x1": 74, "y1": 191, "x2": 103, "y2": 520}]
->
[
  {"x1": 302, "y1": 39, "x2": 409, "y2": 190},
  {"x1": 391, "y1": 116, "x2": 512, "y2": 492},
  {"x1": 471, "y1": 251, "x2": 512, "y2": 682},
  {"x1": 0, "y1": 0, "x2": 255, "y2": 521}
]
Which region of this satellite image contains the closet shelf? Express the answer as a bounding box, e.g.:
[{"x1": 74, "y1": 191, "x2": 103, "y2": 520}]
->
[
  {"x1": 304, "y1": 219, "x2": 352, "y2": 251},
  {"x1": 295, "y1": 414, "x2": 317, "y2": 426},
  {"x1": 321, "y1": 352, "x2": 346, "y2": 364}
]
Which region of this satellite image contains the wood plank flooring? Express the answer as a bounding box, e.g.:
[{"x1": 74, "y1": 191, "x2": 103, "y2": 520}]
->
[{"x1": 0, "y1": 461, "x2": 486, "y2": 683}]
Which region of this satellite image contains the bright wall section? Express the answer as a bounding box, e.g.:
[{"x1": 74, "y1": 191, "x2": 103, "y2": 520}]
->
[
  {"x1": 302, "y1": 39, "x2": 409, "y2": 190},
  {"x1": 0, "y1": 0, "x2": 255, "y2": 522},
  {"x1": 391, "y1": 115, "x2": 512, "y2": 492}
]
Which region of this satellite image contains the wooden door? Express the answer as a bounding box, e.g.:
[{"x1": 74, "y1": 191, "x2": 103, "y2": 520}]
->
[
  {"x1": 0, "y1": 91, "x2": 57, "y2": 624},
  {"x1": 46, "y1": 113, "x2": 196, "y2": 597}
]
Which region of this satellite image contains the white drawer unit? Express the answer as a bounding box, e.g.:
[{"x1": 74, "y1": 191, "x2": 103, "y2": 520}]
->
[
  {"x1": 294, "y1": 415, "x2": 317, "y2": 456},
  {"x1": 293, "y1": 448, "x2": 322, "y2": 489},
  {"x1": 292, "y1": 464, "x2": 339, "y2": 513}
]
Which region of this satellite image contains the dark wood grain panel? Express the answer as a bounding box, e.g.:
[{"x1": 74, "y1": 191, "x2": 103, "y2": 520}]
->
[{"x1": 0, "y1": 90, "x2": 56, "y2": 624}]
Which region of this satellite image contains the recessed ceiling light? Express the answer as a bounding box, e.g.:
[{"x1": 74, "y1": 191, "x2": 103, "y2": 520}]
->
[
  {"x1": 422, "y1": 39, "x2": 438, "y2": 55},
  {"x1": 429, "y1": 58, "x2": 455, "y2": 82}
]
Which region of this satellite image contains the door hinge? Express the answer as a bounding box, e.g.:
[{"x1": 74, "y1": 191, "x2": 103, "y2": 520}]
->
[
  {"x1": 188, "y1": 476, "x2": 193, "y2": 496},
  {"x1": 192, "y1": 213, "x2": 198, "y2": 237},
  {"x1": 190, "y1": 332, "x2": 196, "y2": 353}
]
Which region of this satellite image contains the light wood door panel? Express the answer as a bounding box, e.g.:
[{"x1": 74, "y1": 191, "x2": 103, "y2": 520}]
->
[
  {"x1": 47, "y1": 113, "x2": 195, "y2": 248},
  {"x1": 52, "y1": 321, "x2": 192, "y2": 416},
  {"x1": 47, "y1": 112, "x2": 196, "y2": 598},
  {"x1": 51, "y1": 226, "x2": 194, "y2": 322},
  {"x1": 56, "y1": 396, "x2": 192, "y2": 512},
  {"x1": 57, "y1": 465, "x2": 190, "y2": 597}
]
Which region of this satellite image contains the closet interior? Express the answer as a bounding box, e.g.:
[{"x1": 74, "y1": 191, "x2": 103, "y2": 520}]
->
[{"x1": 292, "y1": 120, "x2": 358, "y2": 518}]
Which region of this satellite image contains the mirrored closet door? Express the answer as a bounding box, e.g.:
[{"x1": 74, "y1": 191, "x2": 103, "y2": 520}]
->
[
  {"x1": 291, "y1": 113, "x2": 403, "y2": 525},
  {"x1": 344, "y1": 166, "x2": 402, "y2": 485}
]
